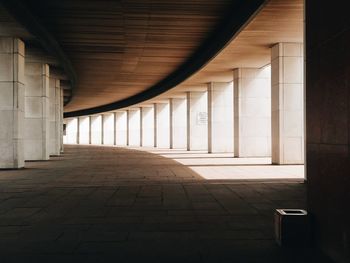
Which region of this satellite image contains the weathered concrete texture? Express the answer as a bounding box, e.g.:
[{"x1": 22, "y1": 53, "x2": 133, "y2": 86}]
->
[
  {"x1": 271, "y1": 43, "x2": 304, "y2": 164},
  {"x1": 187, "y1": 91, "x2": 208, "y2": 151},
  {"x1": 208, "y1": 82, "x2": 233, "y2": 153},
  {"x1": 306, "y1": 2, "x2": 350, "y2": 261},
  {"x1": 155, "y1": 102, "x2": 170, "y2": 148},
  {"x1": 234, "y1": 67, "x2": 271, "y2": 157},
  {"x1": 59, "y1": 85, "x2": 64, "y2": 153},
  {"x1": 170, "y1": 98, "x2": 187, "y2": 149},
  {"x1": 127, "y1": 109, "x2": 140, "y2": 147},
  {"x1": 116, "y1": 111, "x2": 127, "y2": 146},
  {"x1": 48, "y1": 75, "x2": 61, "y2": 156},
  {"x1": 141, "y1": 106, "x2": 154, "y2": 147},
  {"x1": 0, "y1": 145, "x2": 331, "y2": 262},
  {"x1": 24, "y1": 62, "x2": 50, "y2": 161},
  {"x1": 0, "y1": 38, "x2": 25, "y2": 169}
]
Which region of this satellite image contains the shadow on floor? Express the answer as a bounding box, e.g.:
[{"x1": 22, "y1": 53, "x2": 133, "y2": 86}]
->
[{"x1": 0, "y1": 145, "x2": 331, "y2": 262}]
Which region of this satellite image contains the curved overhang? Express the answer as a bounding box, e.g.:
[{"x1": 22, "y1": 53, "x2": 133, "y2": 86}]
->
[
  {"x1": 1, "y1": 0, "x2": 77, "y2": 105},
  {"x1": 64, "y1": 0, "x2": 267, "y2": 117}
]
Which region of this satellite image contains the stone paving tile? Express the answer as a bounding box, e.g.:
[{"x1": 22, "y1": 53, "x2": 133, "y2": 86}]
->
[{"x1": 0, "y1": 145, "x2": 331, "y2": 262}]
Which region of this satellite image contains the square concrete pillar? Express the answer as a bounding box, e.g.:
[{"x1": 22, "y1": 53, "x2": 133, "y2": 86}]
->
[
  {"x1": 88, "y1": 116, "x2": 92, "y2": 144},
  {"x1": 63, "y1": 118, "x2": 78, "y2": 144},
  {"x1": 141, "y1": 106, "x2": 154, "y2": 147},
  {"x1": 127, "y1": 109, "x2": 141, "y2": 146},
  {"x1": 102, "y1": 113, "x2": 115, "y2": 145},
  {"x1": 208, "y1": 82, "x2": 234, "y2": 153},
  {"x1": 271, "y1": 43, "x2": 304, "y2": 164},
  {"x1": 154, "y1": 102, "x2": 170, "y2": 148},
  {"x1": 90, "y1": 115, "x2": 102, "y2": 145},
  {"x1": 78, "y1": 116, "x2": 90, "y2": 144},
  {"x1": 49, "y1": 75, "x2": 61, "y2": 155},
  {"x1": 187, "y1": 91, "x2": 208, "y2": 151},
  {"x1": 24, "y1": 62, "x2": 50, "y2": 160},
  {"x1": 59, "y1": 87, "x2": 64, "y2": 153},
  {"x1": 115, "y1": 111, "x2": 127, "y2": 146},
  {"x1": 170, "y1": 98, "x2": 187, "y2": 149},
  {"x1": 233, "y1": 67, "x2": 271, "y2": 157},
  {"x1": 0, "y1": 38, "x2": 25, "y2": 169}
]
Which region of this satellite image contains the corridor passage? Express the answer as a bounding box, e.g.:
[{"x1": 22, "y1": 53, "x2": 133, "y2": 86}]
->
[{"x1": 0, "y1": 145, "x2": 328, "y2": 262}]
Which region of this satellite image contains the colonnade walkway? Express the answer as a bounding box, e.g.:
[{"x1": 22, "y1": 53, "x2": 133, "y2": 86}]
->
[{"x1": 0, "y1": 145, "x2": 329, "y2": 262}]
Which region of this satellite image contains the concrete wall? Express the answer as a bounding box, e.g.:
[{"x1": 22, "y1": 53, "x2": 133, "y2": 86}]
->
[
  {"x1": 90, "y1": 115, "x2": 102, "y2": 145},
  {"x1": 155, "y1": 102, "x2": 170, "y2": 148},
  {"x1": 271, "y1": 43, "x2": 304, "y2": 164},
  {"x1": 102, "y1": 113, "x2": 115, "y2": 145},
  {"x1": 59, "y1": 87, "x2": 64, "y2": 153},
  {"x1": 141, "y1": 107, "x2": 154, "y2": 147},
  {"x1": 208, "y1": 82, "x2": 234, "y2": 153},
  {"x1": 128, "y1": 109, "x2": 140, "y2": 146},
  {"x1": 187, "y1": 91, "x2": 208, "y2": 151},
  {"x1": 115, "y1": 111, "x2": 127, "y2": 146},
  {"x1": 306, "y1": 1, "x2": 350, "y2": 262},
  {"x1": 170, "y1": 98, "x2": 187, "y2": 149},
  {"x1": 78, "y1": 116, "x2": 90, "y2": 144},
  {"x1": 24, "y1": 62, "x2": 50, "y2": 160},
  {"x1": 64, "y1": 118, "x2": 78, "y2": 144},
  {"x1": 233, "y1": 67, "x2": 271, "y2": 157},
  {"x1": 0, "y1": 38, "x2": 25, "y2": 168},
  {"x1": 49, "y1": 76, "x2": 61, "y2": 155}
]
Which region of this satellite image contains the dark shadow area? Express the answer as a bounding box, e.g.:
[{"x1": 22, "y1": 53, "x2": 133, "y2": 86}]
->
[{"x1": 0, "y1": 145, "x2": 331, "y2": 262}]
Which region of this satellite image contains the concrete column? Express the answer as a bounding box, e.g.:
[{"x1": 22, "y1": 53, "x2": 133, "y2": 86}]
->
[
  {"x1": 63, "y1": 118, "x2": 78, "y2": 144},
  {"x1": 77, "y1": 117, "x2": 80, "y2": 144},
  {"x1": 49, "y1": 75, "x2": 61, "y2": 155},
  {"x1": 127, "y1": 109, "x2": 141, "y2": 146},
  {"x1": 113, "y1": 113, "x2": 117, "y2": 145},
  {"x1": 101, "y1": 114, "x2": 104, "y2": 145},
  {"x1": 233, "y1": 67, "x2": 271, "y2": 157},
  {"x1": 88, "y1": 116, "x2": 92, "y2": 144},
  {"x1": 187, "y1": 91, "x2": 208, "y2": 151},
  {"x1": 207, "y1": 82, "x2": 234, "y2": 153},
  {"x1": 271, "y1": 43, "x2": 304, "y2": 164},
  {"x1": 153, "y1": 104, "x2": 157, "y2": 147},
  {"x1": 24, "y1": 62, "x2": 50, "y2": 160},
  {"x1": 55, "y1": 82, "x2": 62, "y2": 152},
  {"x1": 115, "y1": 111, "x2": 127, "y2": 146},
  {"x1": 155, "y1": 102, "x2": 170, "y2": 148},
  {"x1": 78, "y1": 116, "x2": 90, "y2": 144},
  {"x1": 59, "y1": 87, "x2": 64, "y2": 153},
  {"x1": 102, "y1": 113, "x2": 115, "y2": 145},
  {"x1": 90, "y1": 115, "x2": 102, "y2": 145},
  {"x1": 170, "y1": 98, "x2": 187, "y2": 149},
  {"x1": 141, "y1": 106, "x2": 154, "y2": 147},
  {"x1": 0, "y1": 38, "x2": 25, "y2": 168}
]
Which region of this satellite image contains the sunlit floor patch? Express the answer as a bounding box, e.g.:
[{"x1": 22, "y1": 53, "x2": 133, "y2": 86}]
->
[
  {"x1": 189, "y1": 164, "x2": 304, "y2": 180},
  {"x1": 133, "y1": 147, "x2": 304, "y2": 180}
]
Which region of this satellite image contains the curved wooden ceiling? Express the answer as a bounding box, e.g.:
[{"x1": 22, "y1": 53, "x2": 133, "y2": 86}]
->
[
  {"x1": 131, "y1": 0, "x2": 303, "y2": 105},
  {"x1": 2, "y1": 0, "x2": 302, "y2": 117},
  {"x1": 22, "y1": 0, "x2": 243, "y2": 112}
]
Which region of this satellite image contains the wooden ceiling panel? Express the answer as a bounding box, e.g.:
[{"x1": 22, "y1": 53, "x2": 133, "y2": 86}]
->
[
  {"x1": 175, "y1": 0, "x2": 303, "y2": 88},
  {"x1": 23, "y1": 0, "x2": 232, "y2": 112},
  {"x1": 139, "y1": 0, "x2": 303, "y2": 105}
]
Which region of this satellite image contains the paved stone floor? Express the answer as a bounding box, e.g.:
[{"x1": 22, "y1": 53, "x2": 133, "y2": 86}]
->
[
  {"x1": 138, "y1": 148, "x2": 305, "y2": 180},
  {"x1": 0, "y1": 145, "x2": 330, "y2": 262}
]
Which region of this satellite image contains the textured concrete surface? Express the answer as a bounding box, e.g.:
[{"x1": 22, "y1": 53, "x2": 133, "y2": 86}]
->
[{"x1": 0, "y1": 145, "x2": 330, "y2": 262}]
